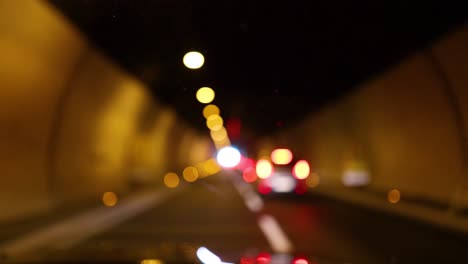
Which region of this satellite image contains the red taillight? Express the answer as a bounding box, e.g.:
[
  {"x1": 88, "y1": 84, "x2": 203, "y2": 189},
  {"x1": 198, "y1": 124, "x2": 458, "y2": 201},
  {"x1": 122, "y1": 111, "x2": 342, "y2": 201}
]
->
[
  {"x1": 292, "y1": 160, "x2": 310, "y2": 179},
  {"x1": 292, "y1": 257, "x2": 309, "y2": 264},
  {"x1": 256, "y1": 159, "x2": 273, "y2": 179},
  {"x1": 256, "y1": 252, "x2": 271, "y2": 264},
  {"x1": 242, "y1": 167, "x2": 257, "y2": 183},
  {"x1": 257, "y1": 181, "x2": 272, "y2": 195}
]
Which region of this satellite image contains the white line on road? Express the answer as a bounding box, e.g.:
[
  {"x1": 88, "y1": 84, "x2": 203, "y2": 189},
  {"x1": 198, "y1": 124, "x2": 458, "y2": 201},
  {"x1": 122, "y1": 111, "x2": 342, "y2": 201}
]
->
[
  {"x1": 230, "y1": 175, "x2": 294, "y2": 253},
  {"x1": 258, "y1": 214, "x2": 294, "y2": 254},
  {"x1": 0, "y1": 187, "x2": 183, "y2": 258}
]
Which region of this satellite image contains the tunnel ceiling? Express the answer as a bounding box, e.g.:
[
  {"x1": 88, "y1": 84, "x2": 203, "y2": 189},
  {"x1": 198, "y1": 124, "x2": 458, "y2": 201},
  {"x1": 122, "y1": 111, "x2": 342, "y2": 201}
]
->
[{"x1": 49, "y1": 0, "x2": 466, "y2": 139}]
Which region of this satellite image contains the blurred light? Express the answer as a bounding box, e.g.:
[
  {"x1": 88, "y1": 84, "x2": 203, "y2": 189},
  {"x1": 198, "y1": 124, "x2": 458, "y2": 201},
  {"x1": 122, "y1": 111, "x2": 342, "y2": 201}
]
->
[
  {"x1": 164, "y1": 172, "x2": 180, "y2": 188},
  {"x1": 196, "y1": 247, "x2": 221, "y2": 264},
  {"x1": 240, "y1": 257, "x2": 256, "y2": 264},
  {"x1": 210, "y1": 127, "x2": 228, "y2": 142},
  {"x1": 214, "y1": 137, "x2": 231, "y2": 150},
  {"x1": 238, "y1": 157, "x2": 255, "y2": 171},
  {"x1": 256, "y1": 159, "x2": 273, "y2": 179},
  {"x1": 258, "y1": 181, "x2": 272, "y2": 195},
  {"x1": 102, "y1": 192, "x2": 118, "y2": 207},
  {"x1": 342, "y1": 169, "x2": 370, "y2": 187},
  {"x1": 183, "y1": 51, "x2": 204, "y2": 69},
  {"x1": 196, "y1": 87, "x2": 215, "y2": 104},
  {"x1": 141, "y1": 260, "x2": 163, "y2": 264},
  {"x1": 196, "y1": 247, "x2": 233, "y2": 264},
  {"x1": 270, "y1": 175, "x2": 296, "y2": 193},
  {"x1": 306, "y1": 172, "x2": 320, "y2": 188},
  {"x1": 183, "y1": 166, "x2": 199, "y2": 182},
  {"x1": 206, "y1": 114, "x2": 223, "y2": 131},
  {"x1": 216, "y1": 146, "x2": 241, "y2": 168},
  {"x1": 292, "y1": 257, "x2": 309, "y2": 264},
  {"x1": 226, "y1": 118, "x2": 241, "y2": 139},
  {"x1": 293, "y1": 160, "x2": 310, "y2": 179},
  {"x1": 294, "y1": 182, "x2": 308, "y2": 194},
  {"x1": 242, "y1": 167, "x2": 257, "y2": 183},
  {"x1": 204, "y1": 158, "x2": 222, "y2": 174},
  {"x1": 271, "y1": 148, "x2": 293, "y2": 165},
  {"x1": 203, "y1": 104, "x2": 220, "y2": 119},
  {"x1": 256, "y1": 252, "x2": 271, "y2": 264},
  {"x1": 388, "y1": 189, "x2": 401, "y2": 204}
]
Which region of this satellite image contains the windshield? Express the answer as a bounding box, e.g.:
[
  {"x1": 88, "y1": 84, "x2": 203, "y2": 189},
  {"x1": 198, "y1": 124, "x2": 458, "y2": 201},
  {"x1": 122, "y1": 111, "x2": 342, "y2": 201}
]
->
[{"x1": 1, "y1": 1, "x2": 467, "y2": 263}]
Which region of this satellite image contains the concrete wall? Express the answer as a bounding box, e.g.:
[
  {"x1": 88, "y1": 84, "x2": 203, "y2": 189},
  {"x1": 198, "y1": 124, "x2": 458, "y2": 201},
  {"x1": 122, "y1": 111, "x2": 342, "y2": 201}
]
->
[
  {"x1": 0, "y1": 0, "x2": 211, "y2": 221},
  {"x1": 271, "y1": 24, "x2": 468, "y2": 210}
]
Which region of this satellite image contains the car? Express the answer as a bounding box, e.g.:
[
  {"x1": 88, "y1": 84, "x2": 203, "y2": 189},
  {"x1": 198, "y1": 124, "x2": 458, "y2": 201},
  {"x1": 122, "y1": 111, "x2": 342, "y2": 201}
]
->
[{"x1": 251, "y1": 148, "x2": 310, "y2": 195}]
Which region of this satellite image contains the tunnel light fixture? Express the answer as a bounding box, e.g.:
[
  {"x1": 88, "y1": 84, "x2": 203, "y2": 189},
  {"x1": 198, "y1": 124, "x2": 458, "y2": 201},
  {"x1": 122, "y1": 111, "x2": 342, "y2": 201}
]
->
[
  {"x1": 196, "y1": 87, "x2": 215, "y2": 104},
  {"x1": 216, "y1": 146, "x2": 241, "y2": 168},
  {"x1": 183, "y1": 51, "x2": 204, "y2": 69}
]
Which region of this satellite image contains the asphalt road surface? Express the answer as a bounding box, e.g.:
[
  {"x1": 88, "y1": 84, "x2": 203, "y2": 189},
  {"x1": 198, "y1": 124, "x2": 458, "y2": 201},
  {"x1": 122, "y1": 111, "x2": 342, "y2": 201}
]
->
[{"x1": 2, "y1": 173, "x2": 468, "y2": 264}]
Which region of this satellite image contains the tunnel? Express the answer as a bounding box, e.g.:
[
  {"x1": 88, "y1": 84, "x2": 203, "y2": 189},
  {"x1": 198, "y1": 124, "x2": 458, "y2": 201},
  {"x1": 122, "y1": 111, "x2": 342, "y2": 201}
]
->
[{"x1": 0, "y1": 1, "x2": 467, "y2": 263}]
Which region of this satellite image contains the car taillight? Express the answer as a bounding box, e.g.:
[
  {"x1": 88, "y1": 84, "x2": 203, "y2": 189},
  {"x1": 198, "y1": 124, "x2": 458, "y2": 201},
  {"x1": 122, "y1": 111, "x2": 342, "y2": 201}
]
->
[
  {"x1": 256, "y1": 159, "x2": 273, "y2": 179},
  {"x1": 292, "y1": 257, "x2": 309, "y2": 264},
  {"x1": 292, "y1": 160, "x2": 310, "y2": 179}
]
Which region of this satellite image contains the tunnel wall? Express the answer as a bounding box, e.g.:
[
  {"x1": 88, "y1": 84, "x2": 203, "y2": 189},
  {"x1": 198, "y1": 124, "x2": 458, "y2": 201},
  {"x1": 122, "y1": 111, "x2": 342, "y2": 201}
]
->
[
  {"x1": 272, "y1": 24, "x2": 468, "y2": 211},
  {"x1": 0, "y1": 0, "x2": 212, "y2": 221}
]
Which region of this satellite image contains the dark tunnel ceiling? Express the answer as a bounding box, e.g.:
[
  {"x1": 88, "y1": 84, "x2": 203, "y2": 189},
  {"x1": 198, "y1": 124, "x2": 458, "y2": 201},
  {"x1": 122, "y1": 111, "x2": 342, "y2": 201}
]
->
[{"x1": 49, "y1": 0, "x2": 466, "y2": 138}]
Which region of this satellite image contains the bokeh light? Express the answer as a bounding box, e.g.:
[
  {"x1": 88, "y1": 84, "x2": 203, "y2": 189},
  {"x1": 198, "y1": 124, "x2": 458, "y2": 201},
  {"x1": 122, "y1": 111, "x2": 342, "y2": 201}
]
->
[
  {"x1": 164, "y1": 172, "x2": 180, "y2": 188},
  {"x1": 206, "y1": 114, "x2": 223, "y2": 131},
  {"x1": 183, "y1": 51, "x2": 204, "y2": 69},
  {"x1": 306, "y1": 172, "x2": 320, "y2": 188},
  {"x1": 388, "y1": 189, "x2": 401, "y2": 204},
  {"x1": 183, "y1": 166, "x2": 199, "y2": 182},
  {"x1": 202, "y1": 104, "x2": 220, "y2": 119},
  {"x1": 210, "y1": 127, "x2": 228, "y2": 142},
  {"x1": 216, "y1": 146, "x2": 241, "y2": 168},
  {"x1": 102, "y1": 192, "x2": 118, "y2": 207},
  {"x1": 141, "y1": 260, "x2": 163, "y2": 264},
  {"x1": 243, "y1": 167, "x2": 257, "y2": 183},
  {"x1": 293, "y1": 160, "x2": 310, "y2": 179},
  {"x1": 256, "y1": 159, "x2": 273, "y2": 179},
  {"x1": 271, "y1": 148, "x2": 293, "y2": 165},
  {"x1": 196, "y1": 87, "x2": 215, "y2": 104}
]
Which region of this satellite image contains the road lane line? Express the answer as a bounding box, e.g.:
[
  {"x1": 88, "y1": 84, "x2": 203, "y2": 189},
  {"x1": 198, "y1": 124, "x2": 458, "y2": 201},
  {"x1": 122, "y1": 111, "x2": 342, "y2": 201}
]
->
[
  {"x1": 230, "y1": 175, "x2": 294, "y2": 253},
  {"x1": 232, "y1": 178, "x2": 264, "y2": 212},
  {"x1": 258, "y1": 214, "x2": 294, "y2": 254},
  {"x1": 0, "y1": 187, "x2": 183, "y2": 258}
]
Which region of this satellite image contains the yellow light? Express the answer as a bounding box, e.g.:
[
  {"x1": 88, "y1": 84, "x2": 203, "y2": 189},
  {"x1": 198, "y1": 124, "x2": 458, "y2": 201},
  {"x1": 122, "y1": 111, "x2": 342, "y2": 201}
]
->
[
  {"x1": 388, "y1": 189, "x2": 401, "y2": 204},
  {"x1": 210, "y1": 127, "x2": 228, "y2": 142},
  {"x1": 196, "y1": 87, "x2": 215, "y2": 104},
  {"x1": 256, "y1": 159, "x2": 273, "y2": 179},
  {"x1": 102, "y1": 192, "x2": 118, "y2": 207},
  {"x1": 293, "y1": 160, "x2": 310, "y2": 179},
  {"x1": 204, "y1": 158, "x2": 221, "y2": 175},
  {"x1": 306, "y1": 172, "x2": 320, "y2": 188},
  {"x1": 271, "y1": 148, "x2": 293, "y2": 165},
  {"x1": 183, "y1": 51, "x2": 204, "y2": 69},
  {"x1": 141, "y1": 260, "x2": 163, "y2": 264},
  {"x1": 206, "y1": 114, "x2": 223, "y2": 131},
  {"x1": 164, "y1": 172, "x2": 180, "y2": 188},
  {"x1": 203, "y1": 104, "x2": 220, "y2": 119},
  {"x1": 214, "y1": 137, "x2": 231, "y2": 149},
  {"x1": 183, "y1": 166, "x2": 199, "y2": 182}
]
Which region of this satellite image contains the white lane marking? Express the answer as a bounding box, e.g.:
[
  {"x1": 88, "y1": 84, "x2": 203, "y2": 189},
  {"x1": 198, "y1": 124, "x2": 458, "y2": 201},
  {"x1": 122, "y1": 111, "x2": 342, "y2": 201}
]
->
[
  {"x1": 232, "y1": 179, "x2": 264, "y2": 212},
  {"x1": 258, "y1": 214, "x2": 294, "y2": 254},
  {"x1": 243, "y1": 190, "x2": 264, "y2": 213},
  {"x1": 0, "y1": 187, "x2": 182, "y2": 257}
]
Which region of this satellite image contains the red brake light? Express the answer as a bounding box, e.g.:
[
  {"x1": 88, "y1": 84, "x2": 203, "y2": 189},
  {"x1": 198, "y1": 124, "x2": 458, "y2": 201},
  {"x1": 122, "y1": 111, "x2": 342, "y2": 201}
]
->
[
  {"x1": 256, "y1": 159, "x2": 273, "y2": 179},
  {"x1": 292, "y1": 160, "x2": 310, "y2": 179}
]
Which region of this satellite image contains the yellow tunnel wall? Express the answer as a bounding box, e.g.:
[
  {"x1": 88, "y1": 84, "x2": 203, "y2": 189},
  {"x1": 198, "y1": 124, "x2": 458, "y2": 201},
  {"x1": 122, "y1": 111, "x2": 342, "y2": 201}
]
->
[
  {"x1": 272, "y1": 24, "x2": 468, "y2": 209},
  {"x1": 0, "y1": 0, "x2": 212, "y2": 221}
]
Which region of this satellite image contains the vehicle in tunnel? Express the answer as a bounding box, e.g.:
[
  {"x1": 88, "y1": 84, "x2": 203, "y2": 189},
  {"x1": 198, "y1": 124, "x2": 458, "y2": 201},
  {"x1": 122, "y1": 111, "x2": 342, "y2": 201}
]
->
[{"x1": 253, "y1": 149, "x2": 310, "y2": 196}]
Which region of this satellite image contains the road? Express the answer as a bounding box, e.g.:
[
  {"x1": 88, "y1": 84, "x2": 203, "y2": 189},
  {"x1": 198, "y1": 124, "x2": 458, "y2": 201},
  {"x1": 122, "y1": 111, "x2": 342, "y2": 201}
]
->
[{"x1": 2, "y1": 172, "x2": 468, "y2": 264}]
